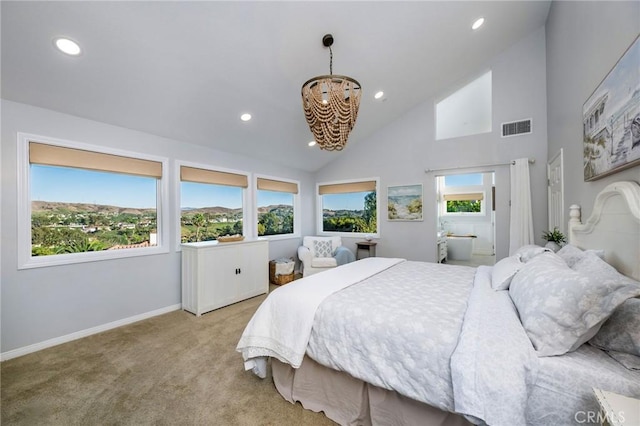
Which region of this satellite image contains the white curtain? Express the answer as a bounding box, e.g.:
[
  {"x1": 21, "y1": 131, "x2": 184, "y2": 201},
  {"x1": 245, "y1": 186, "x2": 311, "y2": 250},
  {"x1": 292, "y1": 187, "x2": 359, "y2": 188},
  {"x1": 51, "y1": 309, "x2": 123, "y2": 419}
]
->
[{"x1": 509, "y1": 158, "x2": 534, "y2": 254}]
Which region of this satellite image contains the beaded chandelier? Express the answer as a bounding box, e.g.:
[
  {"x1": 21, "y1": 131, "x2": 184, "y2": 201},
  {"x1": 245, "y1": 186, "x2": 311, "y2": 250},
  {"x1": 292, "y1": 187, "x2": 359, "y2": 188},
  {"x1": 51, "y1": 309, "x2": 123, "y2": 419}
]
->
[{"x1": 301, "y1": 34, "x2": 362, "y2": 151}]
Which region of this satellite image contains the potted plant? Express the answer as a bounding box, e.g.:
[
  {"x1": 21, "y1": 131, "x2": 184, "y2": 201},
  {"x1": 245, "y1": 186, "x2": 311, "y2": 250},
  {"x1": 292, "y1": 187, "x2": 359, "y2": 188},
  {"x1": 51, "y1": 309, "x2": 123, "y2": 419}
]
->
[{"x1": 542, "y1": 227, "x2": 566, "y2": 252}]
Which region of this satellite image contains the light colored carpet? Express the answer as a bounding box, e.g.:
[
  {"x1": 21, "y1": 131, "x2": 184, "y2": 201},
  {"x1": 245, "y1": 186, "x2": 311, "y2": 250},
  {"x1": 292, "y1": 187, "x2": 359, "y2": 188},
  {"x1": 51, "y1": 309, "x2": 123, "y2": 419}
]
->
[{"x1": 1, "y1": 288, "x2": 335, "y2": 425}]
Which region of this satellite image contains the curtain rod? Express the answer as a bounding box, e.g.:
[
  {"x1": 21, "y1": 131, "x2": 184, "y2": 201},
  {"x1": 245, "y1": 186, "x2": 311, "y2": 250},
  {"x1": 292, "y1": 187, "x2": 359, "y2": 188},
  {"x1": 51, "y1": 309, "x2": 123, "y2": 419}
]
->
[{"x1": 424, "y1": 158, "x2": 535, "y2": 173}]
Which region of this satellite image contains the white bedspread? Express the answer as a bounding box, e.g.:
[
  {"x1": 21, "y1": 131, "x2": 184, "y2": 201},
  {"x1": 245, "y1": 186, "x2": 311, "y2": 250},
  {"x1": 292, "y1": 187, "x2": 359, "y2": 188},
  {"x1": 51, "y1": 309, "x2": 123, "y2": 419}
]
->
[
  {"x1": 307, "y1": 260, "x2": 476, "y2": 412},
  {"x1": 236, "y1": 257, "x2": 405, "y2": 378}
]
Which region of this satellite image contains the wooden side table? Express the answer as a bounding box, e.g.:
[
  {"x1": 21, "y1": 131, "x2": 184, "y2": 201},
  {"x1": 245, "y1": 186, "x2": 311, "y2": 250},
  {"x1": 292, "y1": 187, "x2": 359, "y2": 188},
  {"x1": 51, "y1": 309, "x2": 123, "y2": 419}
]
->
[{"x1": 356, "y1": 241, "x2": 377, "y2": 260}]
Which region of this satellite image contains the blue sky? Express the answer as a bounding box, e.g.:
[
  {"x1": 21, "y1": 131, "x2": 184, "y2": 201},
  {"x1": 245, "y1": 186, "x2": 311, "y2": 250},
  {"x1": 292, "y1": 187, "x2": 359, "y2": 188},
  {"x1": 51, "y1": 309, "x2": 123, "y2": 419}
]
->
[
  {"x1": 32, "y1": 165, "x2": 296, "y2": 209},
  {"x1": 32, "y1": 165, "x2": 157, "y2": 208},
  {"x1": 444, "y1": 173, "x2": 483, "y2": 186},
  {"x1": 322, "y1": 192, "x2": 368, "y2": 211}
]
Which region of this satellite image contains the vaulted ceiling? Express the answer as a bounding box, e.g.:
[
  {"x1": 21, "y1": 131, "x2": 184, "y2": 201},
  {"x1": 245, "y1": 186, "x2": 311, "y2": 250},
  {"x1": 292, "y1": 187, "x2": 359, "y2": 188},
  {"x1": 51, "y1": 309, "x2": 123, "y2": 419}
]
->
[{"x1": 1, "y1": 1, "x2": 551, "y2": 172}]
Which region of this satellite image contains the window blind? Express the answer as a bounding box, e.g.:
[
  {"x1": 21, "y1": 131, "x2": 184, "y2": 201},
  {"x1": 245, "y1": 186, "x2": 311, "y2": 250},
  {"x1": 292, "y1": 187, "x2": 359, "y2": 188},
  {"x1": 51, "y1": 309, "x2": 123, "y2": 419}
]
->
[
  {"x1": 257, "y1": 178, "x2": 298, "y2": 194},
  {"x1": 318, "y1": 181, "x2": 376, "y2": 195},
  {"x1": 443, "y1": 192, "x2": 484, "y2": 201},
  {"x1": 29, "y1": 142, "x2": 162, "y2": 178},
  {"x1": 180, "y1": 166, "x2": 248, "y2": 188}
]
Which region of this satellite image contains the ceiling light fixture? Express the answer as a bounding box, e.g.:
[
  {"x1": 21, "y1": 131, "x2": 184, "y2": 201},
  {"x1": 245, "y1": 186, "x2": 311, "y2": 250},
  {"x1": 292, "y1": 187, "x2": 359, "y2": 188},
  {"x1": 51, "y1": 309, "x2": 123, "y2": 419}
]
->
[
  {"x1": 240, "y1": 113, "x2": 252, "y2": 122},
  {"x1": 308, "y1": 140, "x2": 316, "y2": 147},
  {"x1": 54, "y1": 37, "x2": 81, "y2": 56},
  {"x1": 374, "y1": 91, "x2": 384, "y2": 100},
  {"x1": 472, "y1": 17, "x2": 485, "y2": 30},
  {"x1": 301, "y1": 34, "x2": 362, "y2": 151}
]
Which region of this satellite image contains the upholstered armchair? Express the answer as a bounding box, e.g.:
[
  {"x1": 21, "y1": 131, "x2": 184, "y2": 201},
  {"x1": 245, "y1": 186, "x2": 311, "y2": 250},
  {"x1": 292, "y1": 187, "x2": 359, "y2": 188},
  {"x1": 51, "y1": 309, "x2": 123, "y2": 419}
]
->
[{"x1": 297, "y1": 236, "x2": 355, "y2": 277}]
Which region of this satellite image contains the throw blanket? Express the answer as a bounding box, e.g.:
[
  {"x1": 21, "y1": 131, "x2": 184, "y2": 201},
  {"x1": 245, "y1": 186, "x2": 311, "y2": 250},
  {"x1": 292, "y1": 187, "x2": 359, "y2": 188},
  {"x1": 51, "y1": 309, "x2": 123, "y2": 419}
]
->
[
  {"x1": 334, "y1": 246, "x2": 355, "y2": 265},
  {"x1": 236, "y1": 257, "x2": 405, "y2": 378}
]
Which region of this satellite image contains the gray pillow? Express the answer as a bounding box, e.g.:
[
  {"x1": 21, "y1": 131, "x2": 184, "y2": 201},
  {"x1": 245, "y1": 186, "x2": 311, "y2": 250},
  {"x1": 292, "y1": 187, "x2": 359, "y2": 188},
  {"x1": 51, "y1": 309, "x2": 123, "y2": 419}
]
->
[
  {"x1": 556, "y1": 244, "x2": 605, "y2": 268},
  {"x1": 509, "y1": 252, "x2": 640, "y2": 357},
  {"x1": 589, "y1": 297, "x2": 640, "y2": 357}
]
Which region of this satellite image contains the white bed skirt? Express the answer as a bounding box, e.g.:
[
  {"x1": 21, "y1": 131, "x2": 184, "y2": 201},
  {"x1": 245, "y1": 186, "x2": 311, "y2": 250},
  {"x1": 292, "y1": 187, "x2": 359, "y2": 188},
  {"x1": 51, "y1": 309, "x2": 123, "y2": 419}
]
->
[{"x1": 272, "y1": 357, "x2": 471, "y2": 426}]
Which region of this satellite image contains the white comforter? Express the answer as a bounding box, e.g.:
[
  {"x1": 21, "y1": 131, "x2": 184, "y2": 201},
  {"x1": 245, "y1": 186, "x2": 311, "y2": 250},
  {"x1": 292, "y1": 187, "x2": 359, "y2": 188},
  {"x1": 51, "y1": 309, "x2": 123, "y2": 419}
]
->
[
  {"x1": 236, "y1": 257, "x2": 404, "y2": 378},
  {"x1": 307, "y1": 260, "x2": 476, "y2": 412}
]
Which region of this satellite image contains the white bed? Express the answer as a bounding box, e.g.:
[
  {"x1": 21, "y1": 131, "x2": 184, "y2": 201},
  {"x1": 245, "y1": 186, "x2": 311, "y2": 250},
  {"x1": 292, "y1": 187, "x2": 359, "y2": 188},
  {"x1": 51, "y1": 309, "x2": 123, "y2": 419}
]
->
[{"x1": 237, "y1": 181, "x2": 640, "y2": 426}]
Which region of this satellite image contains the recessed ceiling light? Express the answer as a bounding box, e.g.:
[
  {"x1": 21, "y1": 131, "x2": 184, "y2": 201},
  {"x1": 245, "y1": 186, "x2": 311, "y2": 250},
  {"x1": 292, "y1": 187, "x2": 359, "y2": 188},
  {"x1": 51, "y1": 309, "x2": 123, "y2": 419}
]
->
[
  {"x1": 54, "y1": 38, "x2": 81, "y2": 56},
  {"x1": 374, "y1": 91, "x2": 384, "y2": 100},
  {"x1": 472, "y1": 17, "x2": 485, "y2": 30},
  {"x1": 308, "y1": 140, "x2": 316, "y2": 147},
  {"x1": 240, "y1": 113, "x2": 252, "y2": 122}
]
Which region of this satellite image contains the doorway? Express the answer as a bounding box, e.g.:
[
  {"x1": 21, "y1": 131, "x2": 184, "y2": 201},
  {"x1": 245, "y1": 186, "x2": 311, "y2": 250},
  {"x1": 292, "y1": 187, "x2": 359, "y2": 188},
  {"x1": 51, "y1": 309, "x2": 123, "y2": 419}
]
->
[{"x1": 436, "y1": 171, "x2": 496, "y2": 267}]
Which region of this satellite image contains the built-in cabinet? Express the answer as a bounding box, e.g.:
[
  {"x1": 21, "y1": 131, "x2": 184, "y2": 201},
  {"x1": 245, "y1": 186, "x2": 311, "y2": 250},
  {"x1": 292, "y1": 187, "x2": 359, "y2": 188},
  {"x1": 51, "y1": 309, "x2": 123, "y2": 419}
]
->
[
  {"x1": 181, "y1": 239, "x2": 269, "y2": 316},
  {"x1": 437, "y1": 237, "x2": 448, "y2": 263}
]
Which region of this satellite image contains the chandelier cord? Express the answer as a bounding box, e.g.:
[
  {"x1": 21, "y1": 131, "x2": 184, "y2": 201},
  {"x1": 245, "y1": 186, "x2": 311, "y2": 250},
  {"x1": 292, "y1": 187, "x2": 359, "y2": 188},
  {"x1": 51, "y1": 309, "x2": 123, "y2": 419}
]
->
[{"x1": 329, "y1": 46, "x2": 333, "y2": 75}]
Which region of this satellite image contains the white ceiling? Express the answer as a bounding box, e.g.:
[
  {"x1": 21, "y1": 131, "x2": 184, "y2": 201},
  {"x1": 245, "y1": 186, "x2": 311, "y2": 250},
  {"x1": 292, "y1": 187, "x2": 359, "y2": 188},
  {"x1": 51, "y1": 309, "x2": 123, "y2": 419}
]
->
[{"x1": 1, "y1": 1, "x2": 551, "y2": 172}]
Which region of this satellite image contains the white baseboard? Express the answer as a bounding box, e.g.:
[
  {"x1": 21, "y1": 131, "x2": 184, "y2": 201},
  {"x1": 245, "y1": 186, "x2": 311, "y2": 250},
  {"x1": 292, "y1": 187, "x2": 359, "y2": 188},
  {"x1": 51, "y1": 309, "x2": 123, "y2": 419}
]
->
[{"x1": 0, "y1": 304, "x2": 182, "y2": 362}]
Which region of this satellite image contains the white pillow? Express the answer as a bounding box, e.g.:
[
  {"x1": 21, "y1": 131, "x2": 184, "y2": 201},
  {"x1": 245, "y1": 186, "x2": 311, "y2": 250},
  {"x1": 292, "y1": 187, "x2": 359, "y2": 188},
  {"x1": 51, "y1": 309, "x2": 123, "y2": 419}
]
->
[
  {"x1": 512, "y1": 244, "x2": 551, "y2": 262},
  {"x1": 509, "y1": 252, "x2": 640, "y2": 357},
  {"x1": 313, "y1": 240, "x2": 333, "y2": 258},
  {"x1": 491, "y1": 254, "x2": 524, "y2": 290}
]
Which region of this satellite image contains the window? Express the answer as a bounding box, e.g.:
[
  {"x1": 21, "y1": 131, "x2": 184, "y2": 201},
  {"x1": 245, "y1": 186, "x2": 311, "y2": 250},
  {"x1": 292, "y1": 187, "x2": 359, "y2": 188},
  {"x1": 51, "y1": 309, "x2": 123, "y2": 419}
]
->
[
  {"x1": 179, "y1": 165, "x2": 248, "y2": 243},
  {"x1": 436, "y1": 71, "x2": 492, "y2": 140},
  {"x1": 317, "y1": 179, "x2": 378, "y2": 235},
  {"x1": 18, "y1": 134, "x2": 169, "y2": 269},
  {"x1": 443, "y1": 192, "x2": 485, "y2": 214},
  {"x1": 256, "y1": 177, "x2": 299, "y2": 238}
]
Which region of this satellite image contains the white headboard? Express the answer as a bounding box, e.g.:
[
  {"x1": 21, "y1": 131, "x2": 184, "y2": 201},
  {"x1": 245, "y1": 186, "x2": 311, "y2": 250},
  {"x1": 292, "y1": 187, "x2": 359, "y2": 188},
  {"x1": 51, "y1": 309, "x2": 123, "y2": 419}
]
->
[{"x1": 568, "y1": 181, "x2": 640, "y2": 281}]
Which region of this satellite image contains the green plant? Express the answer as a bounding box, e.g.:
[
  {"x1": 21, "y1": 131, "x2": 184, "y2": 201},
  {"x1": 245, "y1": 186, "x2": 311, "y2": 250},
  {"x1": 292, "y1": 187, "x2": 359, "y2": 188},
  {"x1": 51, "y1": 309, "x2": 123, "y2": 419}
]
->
[{"x1": 542, "y1": 227, "x2": 566, "y2": 244}]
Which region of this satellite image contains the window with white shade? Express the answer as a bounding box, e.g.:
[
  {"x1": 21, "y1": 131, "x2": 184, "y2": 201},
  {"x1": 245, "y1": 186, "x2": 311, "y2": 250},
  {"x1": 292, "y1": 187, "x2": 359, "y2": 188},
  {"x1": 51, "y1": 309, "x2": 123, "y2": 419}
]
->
[
  {"x1": 179, "y1": 165, "x2": 248, "y2": 243},
  {"x1": 18, "y1": 134, "x2": 169, "y2": 269},
  {"x1": 256, "y1": 176, "x2": 299, "y2": 238},
  {"x1": 317, "y1": 179, "x2": 379, "y2": 236}
]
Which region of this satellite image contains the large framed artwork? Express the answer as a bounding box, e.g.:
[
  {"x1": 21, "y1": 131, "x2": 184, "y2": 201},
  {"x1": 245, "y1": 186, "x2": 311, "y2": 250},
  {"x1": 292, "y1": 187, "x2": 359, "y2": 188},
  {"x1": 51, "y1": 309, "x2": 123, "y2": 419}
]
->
[
  {"x1": 387, "y1": 184, "x2": 423, "y2": 221},
  {"x1": 583, "y1": 35, "x2": 640, "y2": 181}
]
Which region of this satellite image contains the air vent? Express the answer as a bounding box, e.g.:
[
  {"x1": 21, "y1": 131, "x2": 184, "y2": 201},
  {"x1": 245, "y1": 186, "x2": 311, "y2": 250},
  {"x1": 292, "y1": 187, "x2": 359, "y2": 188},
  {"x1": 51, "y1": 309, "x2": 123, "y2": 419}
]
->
[{"x1": 502, "y1": 119, "x2": 532, "y2": 137}]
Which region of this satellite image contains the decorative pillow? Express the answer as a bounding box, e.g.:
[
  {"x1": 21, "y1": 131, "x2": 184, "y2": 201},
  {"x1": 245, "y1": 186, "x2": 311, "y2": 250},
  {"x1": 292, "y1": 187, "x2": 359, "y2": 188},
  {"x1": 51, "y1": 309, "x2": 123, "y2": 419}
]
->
[
  {"x1": 491, "y1": 254, "x2": 524, "y2": 291},
  {"x1": 590, "y1": 297, "x2": 640, "y2": 358},
  {"x1": 512, "y1": 244, "x2": 551, "y2": 262},
  {"x1": 509, "y1": 252, "x2": 640, "y2": 357},
  {"x1": 556, "y1": 244, "x2": 605, "y2": 268},
  {"x1": 313, "y1": 240, "x2": 333, "y2": 258}
]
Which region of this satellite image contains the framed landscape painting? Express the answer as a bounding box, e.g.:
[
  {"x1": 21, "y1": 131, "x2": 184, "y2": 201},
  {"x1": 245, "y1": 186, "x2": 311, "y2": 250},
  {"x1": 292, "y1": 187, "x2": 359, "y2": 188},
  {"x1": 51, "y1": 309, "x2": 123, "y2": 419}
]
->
[
  {"x1": 387, "y1": 184, "x2": 423, "y2": 221},
  {"x1": 583, "y1": 35, "x2": 640, "y2": 181}
]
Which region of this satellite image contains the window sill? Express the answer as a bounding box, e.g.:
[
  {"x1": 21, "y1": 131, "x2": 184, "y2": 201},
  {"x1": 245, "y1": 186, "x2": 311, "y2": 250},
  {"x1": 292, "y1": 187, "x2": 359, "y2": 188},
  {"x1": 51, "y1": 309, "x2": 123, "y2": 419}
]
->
[{"x1": 19, "y1": 245, "x2": 170, "y2": 270}]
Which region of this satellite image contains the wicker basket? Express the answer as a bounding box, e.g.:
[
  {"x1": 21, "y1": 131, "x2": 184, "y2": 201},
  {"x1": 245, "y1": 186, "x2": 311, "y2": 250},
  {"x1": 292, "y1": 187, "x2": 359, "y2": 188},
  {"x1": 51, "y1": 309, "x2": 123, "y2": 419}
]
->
[{"x1": 269, "y1": 258, "x2": 295, "y2": 285}]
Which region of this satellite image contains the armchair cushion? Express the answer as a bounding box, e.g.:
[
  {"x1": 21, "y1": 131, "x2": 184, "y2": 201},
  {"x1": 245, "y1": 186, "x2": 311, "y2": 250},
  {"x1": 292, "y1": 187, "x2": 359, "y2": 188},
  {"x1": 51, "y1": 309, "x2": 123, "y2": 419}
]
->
[{"x1": 310, "y1": 257, "x2": 338, "y2": 268}]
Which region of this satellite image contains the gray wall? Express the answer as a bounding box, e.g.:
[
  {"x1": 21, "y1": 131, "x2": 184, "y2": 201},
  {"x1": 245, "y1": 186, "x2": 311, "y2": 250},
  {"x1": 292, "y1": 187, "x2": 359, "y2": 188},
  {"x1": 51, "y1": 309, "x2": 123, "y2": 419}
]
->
[
  {"x1": 546, "y1": 1, "x2": 640, "y2": 224},
  {"x1": 0, "y1": 100, "x2": 315, "y2": 353},
  {"x1": 316, "y1": 27, "x2": 549, "y2": 262}
]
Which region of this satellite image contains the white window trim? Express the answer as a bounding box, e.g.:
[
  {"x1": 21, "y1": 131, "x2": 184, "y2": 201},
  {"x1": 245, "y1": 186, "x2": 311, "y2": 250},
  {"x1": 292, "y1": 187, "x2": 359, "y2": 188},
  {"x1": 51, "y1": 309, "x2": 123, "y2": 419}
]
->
[
  {"x1": 17, "y1": 132, "x2": 170, "y2": 270},
  {"x1": 254, "y1": 174, "x2": 300, "y2": 240},
  {"x1": 440, "y1": 190, "x2": 487, "y2": 216},
  {"x1": 316, "y1": 177, "x2": 380, "y2": 238},
  {"x1": 174, "y1": 160, "x2": 252, "y2": 251}
]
